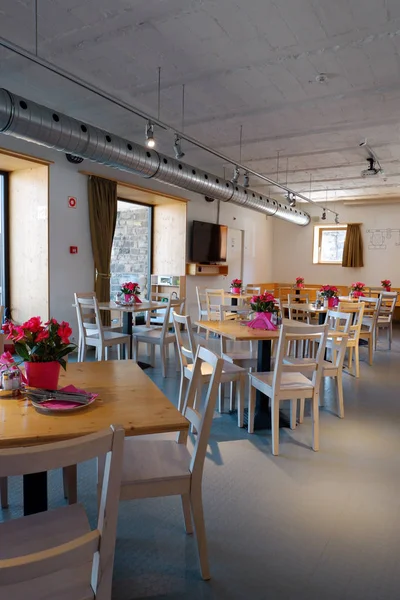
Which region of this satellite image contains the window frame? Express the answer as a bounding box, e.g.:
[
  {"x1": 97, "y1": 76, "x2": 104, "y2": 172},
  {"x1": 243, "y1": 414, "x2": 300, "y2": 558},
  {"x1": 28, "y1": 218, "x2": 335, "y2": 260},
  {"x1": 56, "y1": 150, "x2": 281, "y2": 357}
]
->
[
  {"x1": 313, "y1": 224, "x2": 347, "y2": 265},
  {"x1": 0, "y1": 171, "x2": 10, "y2": 317}
]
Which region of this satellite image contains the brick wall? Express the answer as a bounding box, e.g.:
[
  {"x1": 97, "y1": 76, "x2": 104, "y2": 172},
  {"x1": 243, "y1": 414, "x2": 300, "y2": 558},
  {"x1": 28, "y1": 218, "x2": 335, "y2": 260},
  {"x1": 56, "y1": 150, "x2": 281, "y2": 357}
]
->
[{"x1": 110, "y1": 204, "x2": 150, "y2": 300}]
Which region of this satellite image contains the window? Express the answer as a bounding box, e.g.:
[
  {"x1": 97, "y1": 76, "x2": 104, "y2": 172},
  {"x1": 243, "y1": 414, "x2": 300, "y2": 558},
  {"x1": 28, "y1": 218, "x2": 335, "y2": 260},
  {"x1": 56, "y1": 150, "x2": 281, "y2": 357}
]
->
[
  {"x1": 0, "y1": 172, "x2": 8, "y2": 312},
  {"x1": 313, "y1": 225, "x2": 347, "y2": 264},
  {"x1": 110, "y1": 200, "x2": 152, "y2": 301}
]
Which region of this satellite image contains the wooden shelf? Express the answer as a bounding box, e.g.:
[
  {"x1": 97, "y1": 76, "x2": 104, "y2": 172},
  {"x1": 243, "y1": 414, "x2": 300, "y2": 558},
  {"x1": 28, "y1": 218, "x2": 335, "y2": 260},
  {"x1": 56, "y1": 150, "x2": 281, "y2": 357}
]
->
[{"x1": 186, "y1": 263, "x2": 228, "y2": 276}]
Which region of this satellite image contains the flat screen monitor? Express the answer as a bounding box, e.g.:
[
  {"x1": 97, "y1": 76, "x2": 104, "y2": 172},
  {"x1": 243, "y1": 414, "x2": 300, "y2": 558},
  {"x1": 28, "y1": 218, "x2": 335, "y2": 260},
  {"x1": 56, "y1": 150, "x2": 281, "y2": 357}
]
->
[{"x1": 190, "y1": 220, "x2": 227, "y2": 263}]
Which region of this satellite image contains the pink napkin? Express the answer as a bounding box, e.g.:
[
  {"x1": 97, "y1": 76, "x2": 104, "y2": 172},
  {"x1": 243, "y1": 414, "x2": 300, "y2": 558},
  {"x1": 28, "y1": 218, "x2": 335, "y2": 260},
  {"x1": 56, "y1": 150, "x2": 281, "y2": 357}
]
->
[
  {"x1": 34, "y1": 385, "x2": 98, "y2": 410},
  {"x1": 247, "y1": 313, "x2": 277, "y2": 331}
]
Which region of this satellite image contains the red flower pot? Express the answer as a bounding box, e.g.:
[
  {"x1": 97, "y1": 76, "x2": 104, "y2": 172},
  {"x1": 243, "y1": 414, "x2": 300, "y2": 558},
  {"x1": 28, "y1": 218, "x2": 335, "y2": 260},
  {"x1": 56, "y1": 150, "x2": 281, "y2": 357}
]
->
[
  {"x1": 384, "y1": 287, "x2": 391, "y2": 292},
  {"x1": 328, "y1": 296, "x2": 338, "y2": 308},
  {"x1": 25, "y1": 361, "x2": 61, "y2": 389},
  {"x1": 231, "y1": 287, "x2": 241, "y2": 294}
]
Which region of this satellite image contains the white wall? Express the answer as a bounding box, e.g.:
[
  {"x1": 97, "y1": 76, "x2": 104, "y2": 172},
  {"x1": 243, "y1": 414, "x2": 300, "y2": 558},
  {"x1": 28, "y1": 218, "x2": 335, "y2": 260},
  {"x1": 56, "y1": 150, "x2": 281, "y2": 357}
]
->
[
  {"x1": 0, "y1": 135, "x2": 273, "y2": 335},
  {"x1": 272, "y1": 201, "x2": 400, "y2": 287}
]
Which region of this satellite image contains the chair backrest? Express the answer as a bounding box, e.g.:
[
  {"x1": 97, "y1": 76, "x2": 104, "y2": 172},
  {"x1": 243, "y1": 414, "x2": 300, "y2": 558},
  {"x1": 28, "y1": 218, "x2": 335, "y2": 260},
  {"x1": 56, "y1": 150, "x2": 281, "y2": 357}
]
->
[
  {"x1": 287, "y1": 293, "x2": 309, "y2": 304},
  {"x1": 74, "y1": 292, "x2": 104, "y2": 340},
  {"x1": 159, "y1": 297, "x2": 185, "y2": 340},
  {"x1": 287, "y1": 303, "x2": 311, "y2": 323},
  {"x1": 337, "y1": 301, "x2": 365, "y2": 342},
  {"x1": 205, "y1": 289, "x2": 225, "y2": 318},
  {"x1": 195, "y1": 286, "x2": 208, "y2": 317},
  {"x1": 245, "y1": 286, "x2": 261, "y2": 295},
  {"x1": 172, "y1": 311, "x2": 199, "y2": 370},
  {"x1": 274, "y1": 322, "x2": 328, "y2": 389},
  {"x1": 378, "y1": 292, "x2": 397, "y2": 320},
  {"x1": 0, "y1": 425, "x2": 124, "y2": 592},
  {"x1": 326, "y1": 310, "x2": 352, "y2": 370},
  {"x1": 219, "y1": 304, "x2": 251, "y2": 321},
  {"x1": 178, "y1": 345, "x2": 223, "y2": 481},
  {"x1": 359, "y1": 296, "x2": 381, "y2": 331}
]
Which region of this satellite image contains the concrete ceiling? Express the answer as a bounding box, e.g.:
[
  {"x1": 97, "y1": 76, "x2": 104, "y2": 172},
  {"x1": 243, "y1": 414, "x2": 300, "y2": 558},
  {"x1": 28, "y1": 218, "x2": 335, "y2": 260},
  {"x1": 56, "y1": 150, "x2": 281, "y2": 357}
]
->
[{"x1": 1, "y1": 0, "x2": 400, "y2": 205}]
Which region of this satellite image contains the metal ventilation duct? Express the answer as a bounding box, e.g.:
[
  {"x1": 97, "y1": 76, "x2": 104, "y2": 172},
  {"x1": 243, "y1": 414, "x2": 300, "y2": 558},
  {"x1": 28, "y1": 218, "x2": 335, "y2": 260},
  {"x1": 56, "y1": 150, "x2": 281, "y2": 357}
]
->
[{"x1": 0, "y1": 89, "x2": 310, "y2": 226}]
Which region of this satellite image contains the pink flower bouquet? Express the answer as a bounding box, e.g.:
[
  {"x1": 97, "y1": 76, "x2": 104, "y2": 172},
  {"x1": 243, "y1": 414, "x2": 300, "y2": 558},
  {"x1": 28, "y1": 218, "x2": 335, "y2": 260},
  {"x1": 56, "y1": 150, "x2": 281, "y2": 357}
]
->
[
  {"x1": 381, "y1": 279, "x2": 391, "y2": 291},
  {"x1": 319, "y1": 285, "x2": 338, "y2": 298},
  {"x1": 295, "y1": 277, "x2": 305, "y2": 288}
]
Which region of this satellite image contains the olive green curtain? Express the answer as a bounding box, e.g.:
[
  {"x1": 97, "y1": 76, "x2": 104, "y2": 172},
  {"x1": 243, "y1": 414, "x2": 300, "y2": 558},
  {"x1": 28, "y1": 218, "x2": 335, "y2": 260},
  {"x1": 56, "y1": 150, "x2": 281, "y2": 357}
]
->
[
  {"x1": 342, "y1": 223, "x2": 364, "y2": 268},
  {"x1": 88, "y1": 176, "x2": 117, "y2": 326}
]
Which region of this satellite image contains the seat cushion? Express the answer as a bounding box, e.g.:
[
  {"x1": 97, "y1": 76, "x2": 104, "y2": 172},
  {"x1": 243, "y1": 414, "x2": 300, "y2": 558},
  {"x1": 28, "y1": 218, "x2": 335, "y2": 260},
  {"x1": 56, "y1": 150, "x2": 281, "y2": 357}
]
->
[{"x1": 121, "y1": 439, "x2": 192, "y2": 485}]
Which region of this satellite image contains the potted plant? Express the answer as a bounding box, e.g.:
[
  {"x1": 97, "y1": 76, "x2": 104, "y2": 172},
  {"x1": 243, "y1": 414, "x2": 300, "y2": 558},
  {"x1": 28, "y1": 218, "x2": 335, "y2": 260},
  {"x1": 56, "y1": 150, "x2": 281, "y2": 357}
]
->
[
  {"x1": 319, "y1": 285, "x2": 339, "y2": 308},
  {"x1": 295, "y1": 277, "x2": 305, "y2": 289},
  {"x1": 120, "y1": 282, "x2": 141, "y2": 304},
  {"x1": 3, "y1": 317, "x2": 76, "y2": 389},
  {"x1": 350, "y1": 281, "x2": 365, "y2": 298},
  {"x1": 231, "y1": 279, "x2": 242, "y2": 294},
  {"x1": 381, "y1": 279, "x2": 391, "y2": 292},
  {"x1": 248, "y1": 292, "x2": 278, "y2": 330}
]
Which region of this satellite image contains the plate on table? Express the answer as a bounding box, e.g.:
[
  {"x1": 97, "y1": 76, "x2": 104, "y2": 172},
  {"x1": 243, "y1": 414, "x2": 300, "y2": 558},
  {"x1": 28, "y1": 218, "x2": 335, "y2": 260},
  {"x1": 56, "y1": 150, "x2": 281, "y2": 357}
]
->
[{"x1": 29, "y1": 385, "x2": 98, "y2": 414}]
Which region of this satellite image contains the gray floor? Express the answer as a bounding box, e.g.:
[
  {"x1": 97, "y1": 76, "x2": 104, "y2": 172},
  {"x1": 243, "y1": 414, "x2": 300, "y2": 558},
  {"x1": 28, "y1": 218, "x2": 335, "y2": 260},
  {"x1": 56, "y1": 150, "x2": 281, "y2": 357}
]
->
[{"x1": 2, "y1": 329, "x2": 400, "y2": 599}]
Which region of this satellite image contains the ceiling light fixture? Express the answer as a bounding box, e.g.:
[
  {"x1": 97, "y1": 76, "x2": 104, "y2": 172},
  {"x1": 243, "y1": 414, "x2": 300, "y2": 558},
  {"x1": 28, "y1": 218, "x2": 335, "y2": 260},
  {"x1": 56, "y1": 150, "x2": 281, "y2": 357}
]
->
[
  {"x1": 321, "y1": 209, "x2": 327, "y2": 221},
  {"x1": 335, "y1": 214, "x2": 339, "y2": 224},
  {"x1": 243, "y1": 171, "x2": 250, "y2": 188},
  {"x1": 145, "y1": 121, "x2": 155, "y2": 148},
  {"x1": 231, "y1": 166, "x2": 240, "y2": 184},
  {"x1": 173, "y1": 134, "x2": 185, "y2": 159},
  {"x1": 287, "y1": 192, "x2": 296, "y2": 207}
]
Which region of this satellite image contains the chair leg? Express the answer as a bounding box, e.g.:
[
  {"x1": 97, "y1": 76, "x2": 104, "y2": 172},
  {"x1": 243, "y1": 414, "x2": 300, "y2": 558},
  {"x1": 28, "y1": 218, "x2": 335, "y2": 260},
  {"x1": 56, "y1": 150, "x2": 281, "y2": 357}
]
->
[
  {"x1": 354, "y1": 345, "x2": 360, "y2": 378},
  {"x1": 299, "y1": 398, "x2": 305, "y2": 423},
  {"x1": 150, "y1": 345, "x2": 156, "y2": 368},
  {"x1": 160, "y1": 345, "x2": 167, "y2": 378},
  {"x1": 0, "y1": 477, "x2": 8, "y2": 509},
  {"x1": 62, "y1": 465, "x2": 77, "y2": 504},
  {"x1": 336, "y1": 373, "x2": 344, "y2": 418},
  {"x1": 229, "y1": 381, "x2": 235, "y2": 412},
  {"x1": 81, "y1": 344, "x2": 87, "y2": 362},
  {"x1": 248, "y1": 384, "x2": 256, "y2": 434},
  {"x1": 126, "y1": 340, "x2": 131, "y2": 359},
  {"x1": 290, "y1": 399, "x2": 297, "y2": 429},
  {"x1": 178, "y1": 375, "x2": 188, "y2": 413},
  {"x1": 117, "y1": 344, "x2": 121, "y2": 360},
  {"x1": 389, "y1": 324, "x2": 392, "y2": 350},
  {"x1": 174, "y1": 342, "x2": 180, "y2": 372},
  {"x1": 311, "y1": 393, "x2": 319, "y2": 452},
  {"x1": 181, "y1": 493, "x2": 193, "y2": 534},
  {"x1": 368, "y1": 337, "x2": 373, "y2": 366},
  {"x1": 133, "y1": 338, "x2": 139, "y2": 362},
  {"x1": 190, "y1": 487, "x2": 210, "y2": 580},
  {"x1": 271, "y1": 396, "x2": 280, "y2": 456},
  {"x1": 218, "y1": 384, "x2": 224, "y2": 413},
  {"x1": 237, "y1": 375, "x2": 245, "y2": 428}
]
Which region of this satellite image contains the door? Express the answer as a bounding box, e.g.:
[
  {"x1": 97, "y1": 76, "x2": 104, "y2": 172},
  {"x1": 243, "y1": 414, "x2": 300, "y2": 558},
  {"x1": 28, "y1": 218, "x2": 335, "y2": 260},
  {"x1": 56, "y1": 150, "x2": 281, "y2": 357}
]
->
[{"x1": 226, "y1": 228, "x2": 243, "y2": 282}]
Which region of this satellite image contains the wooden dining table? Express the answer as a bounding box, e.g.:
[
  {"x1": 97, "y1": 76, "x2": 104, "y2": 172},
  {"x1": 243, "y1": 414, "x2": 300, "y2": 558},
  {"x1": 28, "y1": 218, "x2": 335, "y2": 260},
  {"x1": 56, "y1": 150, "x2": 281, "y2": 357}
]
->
[
  {"x1": 282, "y1": 303, "x2": 328, "y2": 324},
  {"x1": 99, "y1": 300, "x2": 167, "y2": 336},
  {"x1": 196, "y1": 319, "x2": 280, "y2": 430},
  {"x1": 0, "y1": 361, "x2": 188, "y2": 516}
]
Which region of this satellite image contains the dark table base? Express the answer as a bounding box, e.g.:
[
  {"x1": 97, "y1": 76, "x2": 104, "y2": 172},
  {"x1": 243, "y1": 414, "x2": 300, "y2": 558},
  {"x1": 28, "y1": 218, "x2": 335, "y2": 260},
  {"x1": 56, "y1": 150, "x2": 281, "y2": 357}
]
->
[{"x1": 23, "y1": 472, "x2": 48, "y2": 515}]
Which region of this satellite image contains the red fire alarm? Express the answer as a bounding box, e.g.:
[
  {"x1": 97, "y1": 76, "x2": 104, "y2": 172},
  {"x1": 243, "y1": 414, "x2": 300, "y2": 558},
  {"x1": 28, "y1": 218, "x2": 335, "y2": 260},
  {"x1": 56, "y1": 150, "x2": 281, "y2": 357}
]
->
[
  {"x1": 68, "y1": 196, "x2": 77, "y2": 208},
  {"x1": 70, "y1": 246, "x2": 78, "y2": 254}
]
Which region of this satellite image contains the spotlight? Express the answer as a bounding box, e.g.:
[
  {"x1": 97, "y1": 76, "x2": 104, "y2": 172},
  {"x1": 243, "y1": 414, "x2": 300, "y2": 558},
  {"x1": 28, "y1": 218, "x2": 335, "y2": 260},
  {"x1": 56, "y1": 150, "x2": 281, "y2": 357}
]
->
[
  {"x1": 145, "y1": 121, "x2": 155, "y2": 148},
  {"x1": 289, "y1": 193, "x2": 296, "y2": 207},
  {"x1": 321, "y1": 209, "x2": 327, "y2": 221},
  {"x1": 173, "y1": 134, "x2": 185, "y2": 159},
  {"x1": 243, "y1": 171, "x2": 250, "y2": 188},
  {"x1": 335, "y1": 214, "x2": 339, "y2": 224},
  {"x1": 231, "y1": 166, "x2": 240, "y2": 184}
]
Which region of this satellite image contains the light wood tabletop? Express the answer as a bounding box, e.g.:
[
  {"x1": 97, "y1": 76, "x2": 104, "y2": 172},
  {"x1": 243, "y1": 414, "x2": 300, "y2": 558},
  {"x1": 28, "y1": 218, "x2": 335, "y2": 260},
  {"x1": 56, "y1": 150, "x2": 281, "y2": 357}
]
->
[
  {"x1": 282, "y1": 303, "x2": 328, "y2": 313},
  {"x1": 0, "y1": 361, "x2": 188, "y2": 449},
  {"x1": 196, "y1": 320, "x2": 280, "y2": 341},
  {"x1": 98, "y1": 300, "x2": 167, "y2": 313}
]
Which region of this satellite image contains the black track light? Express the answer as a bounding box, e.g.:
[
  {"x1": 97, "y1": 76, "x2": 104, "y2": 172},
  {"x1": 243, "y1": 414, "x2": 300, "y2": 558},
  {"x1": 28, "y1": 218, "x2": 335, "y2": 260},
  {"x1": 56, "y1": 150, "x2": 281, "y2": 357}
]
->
[
  {"x1": 243, "y1": 171, "x2": 250, "y2": 188},
  {"x1": 231, "y1": 166, "x2": 240, "y2": 184},
  {"x1": 321, "y1": 209, "x2": 327, "y2": 221},
  {"x1": 145, "y1": 121, "x2": 155, "y2": 148},
  {"x1": 173, "y1": 134, "x2": 185, "y2": 159}
]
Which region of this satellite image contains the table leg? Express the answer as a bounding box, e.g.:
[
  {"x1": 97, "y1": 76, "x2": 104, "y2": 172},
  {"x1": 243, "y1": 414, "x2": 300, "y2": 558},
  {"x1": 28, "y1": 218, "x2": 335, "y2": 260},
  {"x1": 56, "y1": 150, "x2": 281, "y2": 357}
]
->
[
  {"x1": 318, "y1": 312, "x2": 326, "y2": 325},
  {"x1": 23, "y1": 472, "x2": 48, "y2": 515},
  {"x1": 252, "y1": 339, "x2": 290, "y2": 430},
  {"x1": 122, "y1": 312, "x2": 133, "y2": 359},
  {"x1": 231, "y1": 297, "x2": 238, "y2": 306}
]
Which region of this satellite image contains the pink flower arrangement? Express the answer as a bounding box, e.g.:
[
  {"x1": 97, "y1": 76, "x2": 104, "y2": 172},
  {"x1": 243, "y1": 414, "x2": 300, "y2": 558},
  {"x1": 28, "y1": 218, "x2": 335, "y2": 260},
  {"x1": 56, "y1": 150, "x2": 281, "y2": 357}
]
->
[
  {"x1": 295, "y1": 277, "x2": 304, "y2": 288},
  {"x1": 381, "y1": 279, "x2": 391, "y2": 291},
  {"x1": 250, "y1": 292, "x2": 276, "y2": 313},
  {"x1": 351, "y1": 282, "x2": 365, "y2": 292},
  {"x1": 319, "y1": 285, "x2": 339, "y2": 298},
  {"x1": 4, "y1": 317, "x2": 76, "y2": 369},
  {"x1": 231, "y1": 279, "x2": 242, "y2": 289},
  {"x1": 121, "y1": 282, "x2": 140, "y2": 295}
]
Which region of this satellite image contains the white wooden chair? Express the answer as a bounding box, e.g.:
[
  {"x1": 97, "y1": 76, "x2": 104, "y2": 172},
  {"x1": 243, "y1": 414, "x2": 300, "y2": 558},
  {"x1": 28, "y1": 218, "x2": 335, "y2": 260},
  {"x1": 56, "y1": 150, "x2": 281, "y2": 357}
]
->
[
  {"x1": 287, "y1": 293, "x2": 310, "y2": 304},
  {"x1": 98, "y1": 345, "x2": 224, "y2": 581},
  {"x1": 173, "y1": 312, "x2": 246, "y2": 426},
  {"x1": 133, "y1": 297, "x2": 185, "y2": 377},
  {"x1": 219, "y1": 305, "x2": 257, "y2": 372},
  {"x1": 248, "y1": 322, "x2": 328, "y2": 455},
  {"x1": 0, "y1": 425, "x2": 124, "y2": 600},
  {"x1": 359, "y1": 296, "x2": 381, "y2": 365},
  {"x1": 195, "y1": 287, "x2": 209, "y2": 336},
  {"x1": 74, "y1": 292, "x2": 131, "y2": 361},
  {"x1": 283, "y1": 311, "x2": 351, "y2": 419},
  {"x1": 245, "y1": 285, "x2": 261, "y2": 295},
  {"x1": 336, "y1": 302, "x2": 365, "y2": 378},
  {"x1": 205, "y1": 289, "x2": 225, "y2": 321},
  {"x1": 376, "y1": 292, "x2": 398, "y2": 349}
]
